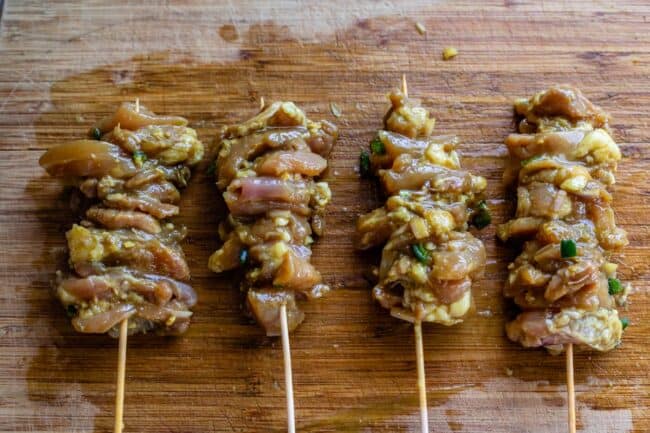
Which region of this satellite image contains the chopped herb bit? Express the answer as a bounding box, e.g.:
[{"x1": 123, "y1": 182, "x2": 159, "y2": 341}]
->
[
  {"x1": 472, "y1": 200, "x2": 491, "y2": 229},
  {"x1": 273, "y1": 284, "x2": 284, "y2": 290},
  {"x1": 370, "y1": 136, "x2": 385, "y2": 155},
  {"x1": 66, "y1": 304, "x2": 78, "y2": 318},
  {"x1": 89, "y1": 127, "x2": 102, "y2": 140},
  {"x1": 206, "y1": 161, "x2": 216, "y2": 176},
  {"x1": 411, "y1": 243, "x2": 430, "y2": 264},
  {"x1": 521, "y1": 155, "x2": 542, "y2": 166},
  {"x1": 133, "y1": 150, "x2": 147, "y2": 166},
  {"x1": 442, "y1": 47, "x2": 458, "y2": 60},
  {"x1": 620, "y1": 317, "x2": 629, "y2": 330},
  {"x1": 560, "y1": 239, "x2": 577, "y2": 258},
  {"x1": 608, "y1": 277, "x2": 623, "y2": 295},
  {"x1": 359, "y1": 151, "x2": 371, "y2": 177},
  {"x1": 239, "y1": 248, "x2": 249, "y2": 266}
]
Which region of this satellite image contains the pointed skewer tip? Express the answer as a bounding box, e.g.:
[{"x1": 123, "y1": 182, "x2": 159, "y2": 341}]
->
[{"x1": 401, "y1": 74, "x2": 408, "y2": 97}]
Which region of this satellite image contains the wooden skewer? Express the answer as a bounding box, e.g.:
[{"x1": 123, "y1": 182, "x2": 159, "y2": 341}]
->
[
  {"x1": 566, "y1": 343, "x2": 576, "y2": 433},
  {"x1": 401, "y1": 74, "x2": 429, "y2": 433},
  {"x1": 114, "y1": 97, "x2": 141, "y2": 433},
  {"x1": 114, "y1": 318, "x2": 128, "y2": 433},
  {"x1": 414, "y1": 320, "x2": 429, "y2": 433},
  {"x1": 280, "y1": 303, "x2": 296, "y2": 433}
]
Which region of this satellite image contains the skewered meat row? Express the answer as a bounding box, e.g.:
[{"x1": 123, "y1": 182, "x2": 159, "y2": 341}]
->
[
  {"x1": 355, "y1": 90, "x2": 489, "y2": 324},
  {"x1": 498, "y1": 86, "x2": 629, "y2": 353},
  {"x1": 208, "y1": 101, "x2": 337, "y2": 336},
  {"x1": 39, "y1": 102, "x2": 203, "y2": 336}
]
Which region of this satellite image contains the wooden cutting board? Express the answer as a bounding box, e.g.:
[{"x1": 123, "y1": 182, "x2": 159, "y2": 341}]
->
[{"x1": 1, "y1": 1, "x2": 648, "y2": 432}]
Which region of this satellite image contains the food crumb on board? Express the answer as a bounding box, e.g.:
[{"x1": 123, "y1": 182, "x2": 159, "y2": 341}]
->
[
  {"x1": 477, "y1": 309, "x2": 493, "y2": 317},
  {"x1": 442, "y1": 47, "x2": 458, "y2": 60},
  {"x1": 330, "y1": 102, "x2": 342, "y2": 118},
  {"x1": 505, "y1": 367, "x2": 513, "y2": 376},
  {"x1": 415, "y1": 22, "x2": 426, "y2": 35}
]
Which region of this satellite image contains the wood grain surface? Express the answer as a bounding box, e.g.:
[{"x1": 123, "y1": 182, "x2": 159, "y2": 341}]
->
[{"x1": 1, "y1": 1, "x2": 649, "y2": 432}]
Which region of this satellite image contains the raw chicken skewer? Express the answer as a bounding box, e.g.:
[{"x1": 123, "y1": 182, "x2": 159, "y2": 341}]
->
[
  {"x1": 497, "y1": 86, "x2": 631, "y2": 433},
  {"x1": 355, "y1": 76, "x2": 490, "y2": 433},
  {"x1": 208, "y1": 97, "x2": 338, "y2": 433},
  {"x1": 112, "y1": 99, "x2": 139, "y2": 433},
  {"x1": 112, "y1": 97, "x2": 141, "y2": 433},
  {"x1": 39, "y1": 98, "x2": 203, "y2": 433},
  {"x1": 400, "y1": 75, "x2": 430, "y2": 433}
]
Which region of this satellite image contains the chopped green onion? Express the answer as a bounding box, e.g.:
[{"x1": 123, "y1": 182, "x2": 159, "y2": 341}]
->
[
  {"x1": 359, "y1": 151, "x2": 371, "y2": 177},
  {"x1": 206, "y1": 161, "x2": 216, "y2": 177},
  {"x1": 411, "y1": 243, "x2": 430, "y2": 264},
  {"x1": 620, "y1": 317, "x2": 629, "y2": 330},
  {"x1": 370, "y1": 136, "x2": 385, "y2": 155},
  {"x1": 521, "y1": 155, "x2": 542, "y2": 166},
  {"x1": 608, "y1": 277, "x2": 623, "y2": 295},
  {"x1": 560, "y1": 239, "x2": 577, "y2": 258},
  {"x1": 66, "y1": 304, "x2": 77, "y2": 318},
  {"x1": 472, "y1": 200, "x2": 491, "y2": 229},
  {"x1": 239, "y1": 248, "x2": 249, "y2": 266},
  {"x1": 133, "y1": 150, "x2": 147, "y2": 166},
  {"x1": 89, "y1": 127, "x2": 102, "y2": 140}
]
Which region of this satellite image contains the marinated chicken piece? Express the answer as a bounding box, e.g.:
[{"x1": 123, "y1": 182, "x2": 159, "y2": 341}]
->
[
  {"x1": 513, "y1": 85, "x2": 610, "y2": 132},
  {"x1": 209, "y1": 101, "x2": 336, "y2": 335},
  {"x1": 39, "y1": 102, "x2": 203, "y2": 336},
  {"x1": 39, "y1": 140, "x2": 137, "y2": 179},
  {"x1": 506, "y1": 308, "x2": 622, "y2": 354},
  {"x1": 94, "y1": 101, "x2": 187, "y2": 133},
  {"x1": 500, "y1": 86, "x2": 630, "y2": 353},
  {"x1": 356, "y1": 89, "x2": 488, "y2": 325},
  {"x1": 66, "y1": 224, "x2": 190, "y2": 281},
  {"x1": 57, "y1": 269, "x2": 196, "y2": 335},
  {"x1": 85, "y1": 207, "x2": 162, "y2": 234}
]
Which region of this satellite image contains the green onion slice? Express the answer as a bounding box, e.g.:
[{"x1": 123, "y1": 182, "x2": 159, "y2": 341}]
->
[
  {"x1": 560, "y1": 239, "x2": 577, "y2": 258},
  {"x1": 411, "y1": 243, "x2": 430, "y2": 264},
  {"x1": 239, "y1": 248, "x2": 249, "y2": 266},
  {"x1": 608, "y1": 277, "x2": 623, "y2": 295},
  {"x1": 370, "y1": 136, "x2": 385, "y2": 155}
]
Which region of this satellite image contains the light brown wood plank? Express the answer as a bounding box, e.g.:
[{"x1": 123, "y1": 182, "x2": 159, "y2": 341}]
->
[{"x1": 0, "y1": 1, "x2": 648, "y2": 432}]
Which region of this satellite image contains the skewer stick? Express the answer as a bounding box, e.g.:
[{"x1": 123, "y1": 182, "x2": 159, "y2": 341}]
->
[
  {"x1": 114, "y1": 97, "x2": 141, "y2": 433},
  {"x1": 414, "y1": 321, "x2": 429, "y2": 433},
  {"x1": 114, "y1": 318, "x2": 128, "y2": 433},
  {"x1": 566, "y1": 343, "x2": 576, "y2": 433},
  {"x1": 280, "y1": 303, "x2": 296, "y2": 433},
  {"x1": 401, "y1": 74, "x2": 429, "y2": 433}
]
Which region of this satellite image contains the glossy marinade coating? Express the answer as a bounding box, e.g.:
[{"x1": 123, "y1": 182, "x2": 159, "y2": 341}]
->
[
  {"x1": 40, "y1": 102, "x2": 203, "y2": 336},
  {"x1": 355, "y1": 90, "x2": 488, "y2": 324},
  {"x1": 209, "y1": 101, "x2": 337, "y2": 336},
  {"x1": 499, "y1": 86, "x2": 629, "y2": 353}
]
